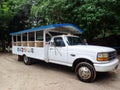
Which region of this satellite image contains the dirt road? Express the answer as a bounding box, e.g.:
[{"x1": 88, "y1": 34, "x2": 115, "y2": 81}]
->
[{"x1": 0, "y1": 53, "x2": 120, "y2": 90}]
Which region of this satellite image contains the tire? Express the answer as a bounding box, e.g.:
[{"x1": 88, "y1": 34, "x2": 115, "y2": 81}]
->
[
  {"x1": 18, "y1": 55, "x2": 23, "y2": 61},
  {"x1": 23, "y1": 55, "x2": 32, "y2": 65},
  {"x1": 75, "y1": 62, "x2": 96, "y2": 82}
]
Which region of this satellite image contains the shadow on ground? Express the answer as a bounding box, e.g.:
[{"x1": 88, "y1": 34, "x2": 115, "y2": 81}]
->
[
  {"x1": 34, "y1": 60, "x2": 74, "y2": 74},
  {"x1": 95, "y1": 72, "x2": 118, "y2": 82},
  {"x1": 29, "y1": 59, "x2": 119, "y2": 83}
]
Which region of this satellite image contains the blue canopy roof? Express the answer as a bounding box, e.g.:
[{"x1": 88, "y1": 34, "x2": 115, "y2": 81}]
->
[{"x1": 10, "y1": 23, "x2": 83, "y2": 35}]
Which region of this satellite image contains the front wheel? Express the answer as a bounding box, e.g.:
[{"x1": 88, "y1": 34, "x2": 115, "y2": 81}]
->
[
  {"x1": 75, "y1": 62, "x2": 96, "y2": 82},
  {"x1": 23, "y1": 55, "x2": 32, "y2": 65}
]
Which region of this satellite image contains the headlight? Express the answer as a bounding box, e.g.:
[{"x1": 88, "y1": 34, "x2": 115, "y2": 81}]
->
[{"x1": 97, "y1": 52, "x2": 109, "y2": 61}]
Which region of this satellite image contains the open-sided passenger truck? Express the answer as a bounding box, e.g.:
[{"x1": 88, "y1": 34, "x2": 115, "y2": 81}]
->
[{"x1": 10, "y1": 23, "x2": 119, "y2": 82}]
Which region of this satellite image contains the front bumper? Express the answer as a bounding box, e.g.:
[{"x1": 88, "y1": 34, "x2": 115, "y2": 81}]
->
[{"x1": 94, "y1": 58, "x2": 119, "y2": 72}]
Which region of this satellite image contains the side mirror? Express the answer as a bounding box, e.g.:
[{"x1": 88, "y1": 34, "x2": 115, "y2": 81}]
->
[{"x1": 83, "y1": 39, "x2": 88, "y2": 45}]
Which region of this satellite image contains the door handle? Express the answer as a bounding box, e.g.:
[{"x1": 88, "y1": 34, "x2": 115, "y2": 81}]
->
[{"x1": 71, "y1": 54, "x2": 75, "y2": 57}]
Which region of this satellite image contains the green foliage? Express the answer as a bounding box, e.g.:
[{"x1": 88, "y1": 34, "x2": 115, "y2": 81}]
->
[
  {"x1": 29, "y1": 0, "x2": 120, "y2": 40},
  {"x1": 0, "y1": 0, "x2": 120, "y2": 51},
  {"x1": 0, "y1": 0, "x2": 30, "y2": 51}
]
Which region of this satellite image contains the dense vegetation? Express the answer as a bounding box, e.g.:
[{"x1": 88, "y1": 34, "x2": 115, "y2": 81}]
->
[{"x1": 0, "y1": 0, "x2": 120, "y2": 51}]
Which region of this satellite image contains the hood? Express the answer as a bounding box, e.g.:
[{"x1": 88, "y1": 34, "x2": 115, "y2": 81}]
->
[{"x1": 68, "y1": 45, "x2": 115, "y2": 53}]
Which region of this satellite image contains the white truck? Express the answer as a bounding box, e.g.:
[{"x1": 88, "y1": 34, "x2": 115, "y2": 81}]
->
[{"x1": 10, "y1": 23, "x2": 119, "y2": 82}]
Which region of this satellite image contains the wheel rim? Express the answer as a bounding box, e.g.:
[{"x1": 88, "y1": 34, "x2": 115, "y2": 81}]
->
[
  {"x1": 78, "y1": 66, "x2": 91, "y2": 80},
  {"x1": 24, "y1": 56, "x2": 28, "y2": 63}
]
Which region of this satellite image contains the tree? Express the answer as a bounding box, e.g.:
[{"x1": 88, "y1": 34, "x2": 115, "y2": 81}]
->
[
  {"x1": 0, "y1": 0, "x2": 120, "y2": 51},
  {"x1": 30, "y1": 0, "x2": 120, "y2": 40},
  {"x1": 0, "y1": 0, "x2": 15, "y2": 51},
  {"x1": 0, "y1": 0, "x2": 30, "y2": 51}
]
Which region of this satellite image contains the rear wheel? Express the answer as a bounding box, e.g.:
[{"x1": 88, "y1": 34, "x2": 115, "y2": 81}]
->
[
  {"x1": 23, "y1": 55, "x2": 32, "y2": 65},
  {"x1": 75, "y1": 62, "x2": 96, "y2": 82}
]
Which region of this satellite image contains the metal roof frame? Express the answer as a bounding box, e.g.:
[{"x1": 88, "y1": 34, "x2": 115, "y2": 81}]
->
[{"x1": 10, "y1": 23, "x2": 83, "y2": 35}]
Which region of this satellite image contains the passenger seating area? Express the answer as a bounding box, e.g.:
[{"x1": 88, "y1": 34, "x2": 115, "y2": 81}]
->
[{"x1": 13, "y1": 41, "x2": 43, "y2": 47}]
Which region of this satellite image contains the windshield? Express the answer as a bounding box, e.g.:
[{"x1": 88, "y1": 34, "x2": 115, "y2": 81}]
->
[{"x1": 66, "y1": 36, "x2": 84, "y2": 45}]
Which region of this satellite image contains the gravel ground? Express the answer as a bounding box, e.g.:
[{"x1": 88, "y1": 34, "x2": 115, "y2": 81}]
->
[{"x1": 0, "y1": 53, "x2": 120, "y2": 90}]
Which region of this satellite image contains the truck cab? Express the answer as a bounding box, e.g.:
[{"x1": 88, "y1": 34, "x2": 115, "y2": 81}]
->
[{"x1": 48, "y1": 35, "x2": 119, "y2": 82}]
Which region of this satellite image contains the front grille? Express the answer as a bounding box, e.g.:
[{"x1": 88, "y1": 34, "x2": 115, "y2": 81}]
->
[{"x1": 108, "y1": 51, "x2": 117, "y2": 60}]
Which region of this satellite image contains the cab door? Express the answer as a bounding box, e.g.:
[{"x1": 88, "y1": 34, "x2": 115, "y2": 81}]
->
[{"x1": 48, "y1": 37, "x2": 67, "y2": 63}]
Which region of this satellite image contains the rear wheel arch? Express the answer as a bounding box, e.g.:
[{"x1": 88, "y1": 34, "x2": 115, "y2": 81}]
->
[{"x1": 23, "y1": 54, "x2": 26, "y2": 57}]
